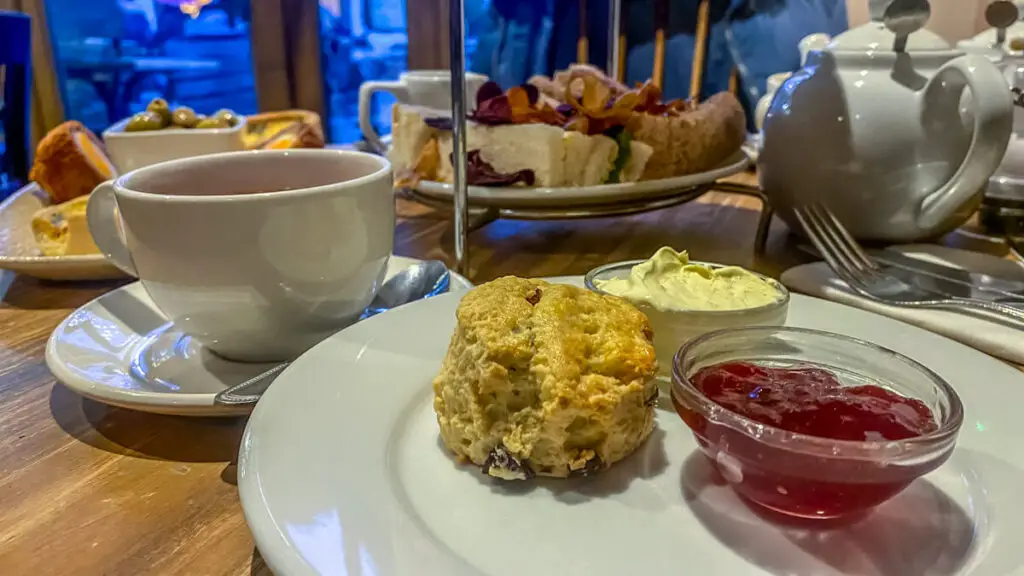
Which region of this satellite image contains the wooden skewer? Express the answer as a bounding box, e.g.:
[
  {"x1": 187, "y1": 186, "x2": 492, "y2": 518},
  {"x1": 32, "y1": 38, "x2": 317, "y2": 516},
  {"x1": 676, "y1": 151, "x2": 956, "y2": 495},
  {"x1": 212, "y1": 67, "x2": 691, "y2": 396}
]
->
[
  {"x1": 728, "y1": 66, "x2": 739, "y2": 96},
  {"x1": 689, "y1": 0, "x2": 711, "y2": 102},
  {"x1": 578, "y1": 0, "x2": 589, "y2": 64},
  {"x1": 652, "y1": 0, "x2": 667, "y2": 88},
  {"x1": 614, "y1": 0, "x2": 627, "y2": 82}
]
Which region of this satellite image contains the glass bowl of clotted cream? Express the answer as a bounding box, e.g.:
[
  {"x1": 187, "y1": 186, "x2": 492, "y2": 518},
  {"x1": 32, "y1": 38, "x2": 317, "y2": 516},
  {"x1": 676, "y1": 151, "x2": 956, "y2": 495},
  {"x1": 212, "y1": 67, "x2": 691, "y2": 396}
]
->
[{"x1": 585, "y1": 247, "x2": 790, "y2": 374}]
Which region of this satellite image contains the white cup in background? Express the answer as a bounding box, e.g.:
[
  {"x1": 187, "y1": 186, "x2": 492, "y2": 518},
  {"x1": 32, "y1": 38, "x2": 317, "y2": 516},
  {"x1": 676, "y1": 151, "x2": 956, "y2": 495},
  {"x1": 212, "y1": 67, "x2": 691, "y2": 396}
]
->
[
  {"x1": 87, "y1": 149, "x2": 395, "y2": 362},
  {"x1": 358, "y1": 70, "x2": 489, "y2": 151}
]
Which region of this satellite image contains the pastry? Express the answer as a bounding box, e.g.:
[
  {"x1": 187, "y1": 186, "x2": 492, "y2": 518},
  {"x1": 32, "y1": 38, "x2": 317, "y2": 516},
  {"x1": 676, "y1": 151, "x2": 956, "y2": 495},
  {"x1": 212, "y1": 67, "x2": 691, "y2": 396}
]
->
[
  {"x1": 29, "y1": 121, "x2": 116, "y2": 204},
  {"x1": 244, "y1": 110, "x2": 325, "y2": 150},
  {"x1": 634, "y1": 92, "x2": 746, "y2": 179},
  {"x1": 31, "y1": 195, "x2": 101, "y2": 257},
  {"x1": 432, "y1": 277, "x2": 658, "y2": 479}
]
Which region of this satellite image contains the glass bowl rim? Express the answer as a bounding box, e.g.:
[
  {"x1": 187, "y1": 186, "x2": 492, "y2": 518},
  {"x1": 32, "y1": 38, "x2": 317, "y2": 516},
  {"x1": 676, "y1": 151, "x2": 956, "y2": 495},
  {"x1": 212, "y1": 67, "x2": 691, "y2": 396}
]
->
[
  {"x1": 670, "y1": 325, "x2": 965, "y2": 459},
  {"x1": 584, "y1": 259, "x2": 791, "y2": 317}
]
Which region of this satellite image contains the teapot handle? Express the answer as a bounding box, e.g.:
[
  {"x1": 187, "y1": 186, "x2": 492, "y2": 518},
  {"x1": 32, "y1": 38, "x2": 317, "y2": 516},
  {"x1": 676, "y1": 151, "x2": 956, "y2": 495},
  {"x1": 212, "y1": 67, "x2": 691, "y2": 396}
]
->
[{"x1": 919, "y1": 54, "x2": 1013, "y2": 230}]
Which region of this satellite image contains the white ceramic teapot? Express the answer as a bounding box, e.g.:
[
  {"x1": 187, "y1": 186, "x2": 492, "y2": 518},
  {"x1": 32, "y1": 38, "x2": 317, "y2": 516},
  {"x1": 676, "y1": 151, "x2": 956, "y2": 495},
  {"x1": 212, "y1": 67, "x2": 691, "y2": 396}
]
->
[{"x1": 759, "y1": 19, "x2": 1014, "y2": 242}]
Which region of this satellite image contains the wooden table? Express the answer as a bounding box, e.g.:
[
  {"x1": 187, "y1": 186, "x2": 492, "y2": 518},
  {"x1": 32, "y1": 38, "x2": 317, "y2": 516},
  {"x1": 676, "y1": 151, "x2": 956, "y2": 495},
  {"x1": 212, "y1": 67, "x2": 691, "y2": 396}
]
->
[{"x1": 0, "y1": 180, "x2": 1010, "y2": 574}]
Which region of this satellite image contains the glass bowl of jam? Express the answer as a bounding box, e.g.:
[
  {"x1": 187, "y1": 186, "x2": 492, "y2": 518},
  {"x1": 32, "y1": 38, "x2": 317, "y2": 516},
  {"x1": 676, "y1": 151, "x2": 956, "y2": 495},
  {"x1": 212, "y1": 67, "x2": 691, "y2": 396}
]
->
[{"x1": 671, "y1": 326, "x2": 963, "y2": 521}]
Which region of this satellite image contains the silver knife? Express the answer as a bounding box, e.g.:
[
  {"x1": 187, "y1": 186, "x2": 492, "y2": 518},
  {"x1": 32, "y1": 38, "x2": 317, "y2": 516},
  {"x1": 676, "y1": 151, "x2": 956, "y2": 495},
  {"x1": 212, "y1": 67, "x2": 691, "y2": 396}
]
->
[
  {"x1": 870, "y1": 250, "x2": 1024, "y2": 302},
  {"x1": 799, "y1": 243, "x2": 1024, "y2": 303}
]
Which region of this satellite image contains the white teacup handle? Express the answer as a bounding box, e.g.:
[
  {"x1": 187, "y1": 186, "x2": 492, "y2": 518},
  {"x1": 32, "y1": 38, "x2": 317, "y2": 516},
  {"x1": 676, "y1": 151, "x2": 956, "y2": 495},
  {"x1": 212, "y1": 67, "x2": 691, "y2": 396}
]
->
[
  {"x1": 358, "y1": 80, "x2": 409, "y2": 152},
  {"x1": 919, "y1": 54, "x2": 1013, "y2": 230},
  {"x1": 86, "y1": 181, "x2": 137, "y2": 277}
]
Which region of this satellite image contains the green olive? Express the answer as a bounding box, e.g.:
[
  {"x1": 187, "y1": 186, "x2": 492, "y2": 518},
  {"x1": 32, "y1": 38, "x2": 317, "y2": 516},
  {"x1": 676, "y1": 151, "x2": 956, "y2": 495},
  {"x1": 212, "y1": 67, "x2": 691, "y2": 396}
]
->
[
  {"x1": 213, "y1": 108, "x2": 241, "y2": 127},
  {"x1": 171, "y1": 106, "x2": 198, "y2": 128},
  {"x1": 145, "y1": 97, "x2": 172, "y2": 125},
  {"x1": 124, "y1": 111, "x2": 165, "y2": 132},
  {"x1": 195, "y1": 116, "x2": 230, "y2": 129}
]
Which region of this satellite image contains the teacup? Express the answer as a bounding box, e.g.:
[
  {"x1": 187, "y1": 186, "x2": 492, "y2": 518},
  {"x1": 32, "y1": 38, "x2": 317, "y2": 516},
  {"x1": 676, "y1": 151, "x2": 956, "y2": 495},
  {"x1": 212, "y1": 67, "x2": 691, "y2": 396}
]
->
[
  {"x1": 87, "y1": 149, "x2": 395, "y2": 362},
  {"x1": 358, "y1": 70, "x2": 488, "y2": 151}
]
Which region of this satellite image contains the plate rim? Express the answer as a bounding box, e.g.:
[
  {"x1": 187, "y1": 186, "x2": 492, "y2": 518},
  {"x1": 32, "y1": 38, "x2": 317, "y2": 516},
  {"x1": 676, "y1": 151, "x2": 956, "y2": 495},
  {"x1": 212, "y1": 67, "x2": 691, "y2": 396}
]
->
[
  {"x1": 0, "y1": 182, "x2": 111, "y2": 265},
  {"x1": 412, "y1": 151, "x2": 750, "y2": 208},
  {"x1": 44, "y1": 258, "x2": 472, "y2": 416},
  {"x1": 237, "y1": 278, "x2": 1024, "y2": 575}
]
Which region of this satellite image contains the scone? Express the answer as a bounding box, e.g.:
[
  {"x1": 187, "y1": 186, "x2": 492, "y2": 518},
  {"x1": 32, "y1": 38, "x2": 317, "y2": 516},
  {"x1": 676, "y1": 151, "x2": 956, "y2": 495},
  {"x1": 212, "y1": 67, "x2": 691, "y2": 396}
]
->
[{"x1": 433, "y1": 277, "x2": 658, "y2": 479}]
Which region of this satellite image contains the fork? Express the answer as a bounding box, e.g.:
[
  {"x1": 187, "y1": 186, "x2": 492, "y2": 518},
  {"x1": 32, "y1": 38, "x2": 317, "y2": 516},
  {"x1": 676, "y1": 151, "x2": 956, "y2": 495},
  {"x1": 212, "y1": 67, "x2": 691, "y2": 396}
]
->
[{"x1": 794, "y1": 203, "x2": 1024, "y2": 328}]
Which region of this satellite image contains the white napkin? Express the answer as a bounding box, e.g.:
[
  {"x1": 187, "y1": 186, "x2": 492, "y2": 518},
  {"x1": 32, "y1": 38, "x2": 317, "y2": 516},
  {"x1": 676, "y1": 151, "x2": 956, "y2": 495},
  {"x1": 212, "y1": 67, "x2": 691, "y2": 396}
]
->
[{"x1": 780, "y1": 244, "x2": 1024, "y2": 364}]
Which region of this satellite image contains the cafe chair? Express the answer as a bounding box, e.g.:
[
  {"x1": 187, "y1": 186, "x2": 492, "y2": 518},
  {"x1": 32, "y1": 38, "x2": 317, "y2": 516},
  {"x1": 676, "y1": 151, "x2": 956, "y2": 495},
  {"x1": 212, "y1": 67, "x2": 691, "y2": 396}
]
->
[{"x1": 0, "y1": 10, "x2": 32, "y2": 188}]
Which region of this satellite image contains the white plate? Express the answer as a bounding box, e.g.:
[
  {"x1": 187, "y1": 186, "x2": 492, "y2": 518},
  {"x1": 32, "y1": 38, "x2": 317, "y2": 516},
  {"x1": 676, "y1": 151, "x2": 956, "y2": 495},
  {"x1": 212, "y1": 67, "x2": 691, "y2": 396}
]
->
[
  {"x1": 44, "y1": 256, "x2": 472, "y2": 417},
  {"x1": 413, "y1": 151, "x2": 750, "y2": 208},
  {"x1": 0, "y1": 183, "x2": 126, "y2": 281},
  {"x1": 239, "y1": 277, "x2": 1024, "y2": 576}
]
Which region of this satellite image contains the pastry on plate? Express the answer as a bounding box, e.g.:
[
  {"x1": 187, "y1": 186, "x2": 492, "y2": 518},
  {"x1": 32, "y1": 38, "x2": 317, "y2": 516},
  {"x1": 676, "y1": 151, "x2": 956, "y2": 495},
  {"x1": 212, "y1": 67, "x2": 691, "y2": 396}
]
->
[
  {"x1": 390, "y1": 65, "x2": 744, "y2": 188},
  {"x1": 244, "y1": 110, "x2": 325, "y2": 150},
  {"x1": 30, "y1": 121, "x2": 117, "y2": 203},
  {"x1": 432, "y1": 277, "x2": 658, "y2": 479},
  {"x1": 31, "y1": 195, "x2": 101, "y2": 257}
]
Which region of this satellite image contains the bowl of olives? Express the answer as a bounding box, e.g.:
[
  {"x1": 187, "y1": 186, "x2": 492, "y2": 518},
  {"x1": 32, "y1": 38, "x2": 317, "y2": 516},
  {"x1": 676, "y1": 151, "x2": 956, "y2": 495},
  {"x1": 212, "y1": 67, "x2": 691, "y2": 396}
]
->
[{"x1": 102, "y1": 97, "x2": 247, "y2": 173}]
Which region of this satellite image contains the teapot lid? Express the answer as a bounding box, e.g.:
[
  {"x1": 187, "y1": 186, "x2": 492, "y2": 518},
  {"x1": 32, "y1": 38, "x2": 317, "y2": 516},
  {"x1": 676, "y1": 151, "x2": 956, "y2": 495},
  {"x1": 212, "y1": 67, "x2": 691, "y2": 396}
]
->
[{"x1": 829, "y1": 20, "x2": 952, "y2": 53}]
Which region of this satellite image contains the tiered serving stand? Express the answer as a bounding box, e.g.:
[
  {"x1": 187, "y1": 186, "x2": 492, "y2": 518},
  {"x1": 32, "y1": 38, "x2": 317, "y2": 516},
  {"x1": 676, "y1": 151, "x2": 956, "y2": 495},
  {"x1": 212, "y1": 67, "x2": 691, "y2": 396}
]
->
[{"x1": 433, "y1": 0, "x2": 769, "y2": 275}]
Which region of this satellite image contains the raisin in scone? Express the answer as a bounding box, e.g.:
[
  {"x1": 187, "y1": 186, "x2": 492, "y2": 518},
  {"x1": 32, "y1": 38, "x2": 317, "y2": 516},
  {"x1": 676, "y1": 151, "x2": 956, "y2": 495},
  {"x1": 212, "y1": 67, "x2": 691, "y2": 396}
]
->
[{"x1": 433, "y1": 277, "x2": 658, "y2": 479}]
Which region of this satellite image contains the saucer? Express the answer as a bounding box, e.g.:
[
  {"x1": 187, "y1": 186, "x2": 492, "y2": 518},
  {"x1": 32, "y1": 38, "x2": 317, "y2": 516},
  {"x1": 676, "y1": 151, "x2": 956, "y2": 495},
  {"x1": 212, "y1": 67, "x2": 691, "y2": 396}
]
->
[{"x1": 45, "y1": 256, "x2": 472, "y2": 416}]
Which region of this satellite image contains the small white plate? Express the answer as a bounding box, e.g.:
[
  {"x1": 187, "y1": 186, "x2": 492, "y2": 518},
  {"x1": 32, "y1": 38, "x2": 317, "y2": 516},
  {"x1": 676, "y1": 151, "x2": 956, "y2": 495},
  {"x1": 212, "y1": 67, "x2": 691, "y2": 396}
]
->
[
  {"x1": 44, "y1": 256, "x2": 472, "y2": 417},
  {"x1": 0, "y1": 183, "x2": 125, "y2": 281},
  {"x1": 413, "y1": 151, "x2": 750, "y2": 208},
  {"x1": 239, "y1": 277, "x2": 1024, "y2": 576}
]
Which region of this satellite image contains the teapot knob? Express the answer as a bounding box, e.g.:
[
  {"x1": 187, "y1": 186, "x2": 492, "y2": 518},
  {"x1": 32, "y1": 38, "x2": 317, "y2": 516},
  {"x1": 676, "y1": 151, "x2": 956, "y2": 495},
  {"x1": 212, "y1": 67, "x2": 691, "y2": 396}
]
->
[
  {"x1": 986, "y1": 1, "x2": 1020, "y2": 47},
  {"x1": 882, "y1": 0, "x2": 931, "y2": 53}
]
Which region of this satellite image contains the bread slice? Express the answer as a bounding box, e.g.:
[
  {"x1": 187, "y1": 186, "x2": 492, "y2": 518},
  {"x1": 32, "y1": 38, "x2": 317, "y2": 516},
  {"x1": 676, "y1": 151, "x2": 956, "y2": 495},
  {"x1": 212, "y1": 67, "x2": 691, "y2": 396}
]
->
[
  {"x1": 388, "y1": 104, "x2": 436, "y2": 174},
  {"x1": 562, "y1": 132, "x2": 619, "y2": 186},
  {"x1": 627, "y1": 114, "x2": 675, "y2": 180},
  {"x1": 620, "y1": 141, "x2": 654, "y2": 183},
  {"x1": 581, "y1": 134, "x2": 620, "y2": 186},
  {"x1": 438, "y1": 122, "x2": 567, "y2": 187}
]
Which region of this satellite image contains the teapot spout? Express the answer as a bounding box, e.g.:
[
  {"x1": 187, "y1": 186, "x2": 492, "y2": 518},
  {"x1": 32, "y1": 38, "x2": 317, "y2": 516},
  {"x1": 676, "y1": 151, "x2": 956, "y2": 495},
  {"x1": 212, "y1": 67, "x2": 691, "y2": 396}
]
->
[{"x1": 918, "y1": 54, "x2": 1012, "y2": 230}]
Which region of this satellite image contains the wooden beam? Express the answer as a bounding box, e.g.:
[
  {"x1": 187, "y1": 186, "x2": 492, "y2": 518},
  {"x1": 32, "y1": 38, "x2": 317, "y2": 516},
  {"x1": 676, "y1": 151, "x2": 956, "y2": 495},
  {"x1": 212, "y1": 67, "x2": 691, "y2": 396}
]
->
[
  {"x1": 652, "y1": 0, "x2": 667, "y2": 88},
  {"x1": 250, "y1": 0, "x2": 292, "y2": 111},
  {"x1": 577, "y1": 0, "x2": 588, "y2": 64},
  {"x1": 689, "y1": 0, "x2": 710, "y2": 102},
  {"x1": 408, "y1": 0, "x2": 450, "y2": 69}
]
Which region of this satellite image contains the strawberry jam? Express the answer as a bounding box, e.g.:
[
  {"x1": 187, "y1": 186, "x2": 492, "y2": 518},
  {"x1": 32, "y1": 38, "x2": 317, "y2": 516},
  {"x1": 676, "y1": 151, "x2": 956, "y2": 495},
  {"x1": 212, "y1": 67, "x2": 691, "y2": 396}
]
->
[
  {"x1": 692, "y1": 361, "x2": 938, "y2": 441},
  {"x1": 673, "y1": 361, "x2": 945, "y2": 520}
]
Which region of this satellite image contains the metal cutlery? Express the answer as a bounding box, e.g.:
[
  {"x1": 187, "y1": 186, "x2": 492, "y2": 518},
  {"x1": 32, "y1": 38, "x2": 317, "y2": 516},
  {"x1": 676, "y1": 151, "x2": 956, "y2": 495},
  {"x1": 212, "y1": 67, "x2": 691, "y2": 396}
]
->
[
  {"x1": 793, "y1": 203, "x2": 1024, "y2": 327},
  {"x1": 869, "y1": 249, "x2": 1024, "y2": 302},
  {"x1": 214, "y1": 260, "x2": 452, "y2": 407}
]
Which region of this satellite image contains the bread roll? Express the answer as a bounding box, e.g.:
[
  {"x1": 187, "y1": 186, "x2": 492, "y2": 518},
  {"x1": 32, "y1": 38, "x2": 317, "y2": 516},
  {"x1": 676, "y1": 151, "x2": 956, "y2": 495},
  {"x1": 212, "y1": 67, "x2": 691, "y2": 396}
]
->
[{"x1": 30, "y1": 121, "x2": 116, "y2": 203}]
